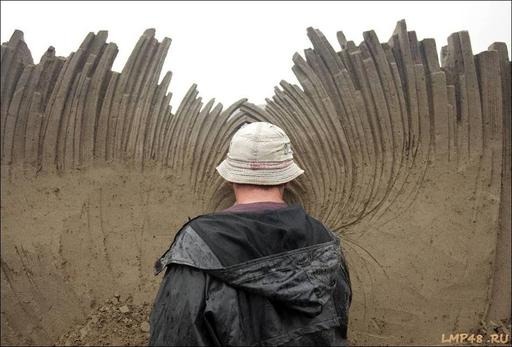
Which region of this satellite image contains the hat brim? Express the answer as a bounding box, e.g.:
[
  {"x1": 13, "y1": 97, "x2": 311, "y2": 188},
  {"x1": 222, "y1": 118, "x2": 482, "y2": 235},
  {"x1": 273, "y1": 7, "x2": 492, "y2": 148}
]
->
[{"x1": 216, "y1": 159, "x2": 304, "y2": 185}]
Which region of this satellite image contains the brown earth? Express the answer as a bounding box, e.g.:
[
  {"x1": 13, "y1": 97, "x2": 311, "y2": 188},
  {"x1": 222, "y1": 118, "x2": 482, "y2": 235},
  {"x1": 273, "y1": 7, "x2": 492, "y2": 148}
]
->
[{"x1": 57, "y1": 295, "x2": 151, "y2": 347}]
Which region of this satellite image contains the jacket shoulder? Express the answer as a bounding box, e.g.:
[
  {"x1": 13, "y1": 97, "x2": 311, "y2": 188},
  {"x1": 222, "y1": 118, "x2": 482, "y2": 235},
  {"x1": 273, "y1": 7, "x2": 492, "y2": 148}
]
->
[{"x1": 154, "y1": 221, "x2": 223, "y2": 275}]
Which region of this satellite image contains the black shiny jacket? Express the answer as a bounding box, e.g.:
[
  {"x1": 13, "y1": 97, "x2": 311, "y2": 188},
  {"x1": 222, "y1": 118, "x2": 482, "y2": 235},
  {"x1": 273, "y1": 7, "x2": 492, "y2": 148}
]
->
[{"x1": 149, "y1": 205, "x2": 352, "y2": 346}]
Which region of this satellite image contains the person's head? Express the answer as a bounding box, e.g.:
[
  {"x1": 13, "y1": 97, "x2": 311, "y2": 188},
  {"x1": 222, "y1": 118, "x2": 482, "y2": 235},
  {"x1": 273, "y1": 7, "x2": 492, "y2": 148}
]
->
[{"x1": 216, "y1": 122, "x2": 303, "y2": 203}]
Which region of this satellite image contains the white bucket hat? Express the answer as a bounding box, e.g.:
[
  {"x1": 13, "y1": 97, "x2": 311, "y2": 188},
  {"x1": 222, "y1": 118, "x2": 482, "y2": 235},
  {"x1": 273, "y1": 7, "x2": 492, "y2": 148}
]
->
[{"x1": 216, "y1": 122, "x2": 304, "y2": 185}]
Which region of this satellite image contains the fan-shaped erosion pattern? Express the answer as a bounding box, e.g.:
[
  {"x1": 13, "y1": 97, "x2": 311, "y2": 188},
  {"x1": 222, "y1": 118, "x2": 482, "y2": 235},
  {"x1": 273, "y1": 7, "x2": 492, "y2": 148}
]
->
[{"x1": 1, "y1": 21, "x2": 510, "y2": 345}]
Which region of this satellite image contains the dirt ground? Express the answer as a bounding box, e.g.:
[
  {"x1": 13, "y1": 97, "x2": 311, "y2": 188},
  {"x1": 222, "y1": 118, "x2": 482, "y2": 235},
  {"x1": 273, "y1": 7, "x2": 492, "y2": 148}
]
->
[
  {"x1": 57, "y1": 294, "x2": 151, "y2": 346},
  {"x1": 56, "y1": 304, "x2": 511, "y2": 347},
  {"x1": 466, "y1": 319, "x2": 512, "y2": 346}
]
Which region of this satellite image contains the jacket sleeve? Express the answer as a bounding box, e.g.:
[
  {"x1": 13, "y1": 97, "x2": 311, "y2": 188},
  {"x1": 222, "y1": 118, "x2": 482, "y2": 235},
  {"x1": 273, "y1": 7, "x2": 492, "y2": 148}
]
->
[{"x1": 149, "y1": 264, "x2": 215, "y2": 346}]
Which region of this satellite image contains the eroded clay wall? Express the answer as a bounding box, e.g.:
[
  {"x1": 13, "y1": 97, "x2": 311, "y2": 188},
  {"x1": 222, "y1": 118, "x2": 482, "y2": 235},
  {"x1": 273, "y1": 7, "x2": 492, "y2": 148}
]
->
[{"x1": 1, "y1": 21, "x2": 510, "y2": 345}]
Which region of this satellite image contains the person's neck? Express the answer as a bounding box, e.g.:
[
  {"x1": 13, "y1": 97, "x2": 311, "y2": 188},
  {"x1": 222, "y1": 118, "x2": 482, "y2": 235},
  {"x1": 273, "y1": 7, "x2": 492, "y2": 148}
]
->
[
  {"x1": 234, "y1": 188, "x2": 285, "y2": 205},
  {"x1": 235, "y1": 198, "x2": 285, "y2": 205}
]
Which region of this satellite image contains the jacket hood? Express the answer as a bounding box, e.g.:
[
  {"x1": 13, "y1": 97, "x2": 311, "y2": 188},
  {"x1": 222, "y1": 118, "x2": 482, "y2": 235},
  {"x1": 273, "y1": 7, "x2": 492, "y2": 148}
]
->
[
  {"x1": 155, "y1": 206, "x2": 343, "y2": 316},
  {"x1": 209, "y1": 239, "x2": 341, "y2": 316}
]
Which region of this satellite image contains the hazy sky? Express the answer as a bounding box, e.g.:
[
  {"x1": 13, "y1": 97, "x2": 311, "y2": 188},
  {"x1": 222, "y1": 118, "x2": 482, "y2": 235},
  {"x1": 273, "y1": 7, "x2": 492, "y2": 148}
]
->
[{"x1": 2, "y1": 1, "x2": 511, "y2": 108}]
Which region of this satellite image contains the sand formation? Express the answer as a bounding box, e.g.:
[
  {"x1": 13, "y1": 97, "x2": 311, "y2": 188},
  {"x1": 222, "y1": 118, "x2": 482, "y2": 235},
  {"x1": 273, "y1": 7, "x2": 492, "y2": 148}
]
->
[{"x1": 1, "y1": 20, "x2": 510, "y2": 345}]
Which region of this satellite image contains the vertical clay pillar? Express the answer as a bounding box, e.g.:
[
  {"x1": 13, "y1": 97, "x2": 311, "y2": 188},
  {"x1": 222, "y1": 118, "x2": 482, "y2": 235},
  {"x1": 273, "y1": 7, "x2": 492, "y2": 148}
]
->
[{"x1": 486, "y1": 42, "x2": 511, "y2": 323}]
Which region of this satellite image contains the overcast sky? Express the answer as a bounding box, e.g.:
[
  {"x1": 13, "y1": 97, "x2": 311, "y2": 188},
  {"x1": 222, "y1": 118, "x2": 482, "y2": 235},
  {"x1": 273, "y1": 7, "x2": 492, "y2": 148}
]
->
[{"x1": 2, "y1": 1, "x2": 511, "y2": 108}]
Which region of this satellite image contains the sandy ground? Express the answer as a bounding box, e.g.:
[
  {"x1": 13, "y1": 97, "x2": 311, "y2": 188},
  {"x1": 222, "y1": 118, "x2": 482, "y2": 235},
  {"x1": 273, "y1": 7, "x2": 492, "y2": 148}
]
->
[
  {"x1": 57, "y1": 295, "x2": 151, "y2": 346},
  {"x1": 56, "y1": 300, "x2": 511, "y2": 347}
]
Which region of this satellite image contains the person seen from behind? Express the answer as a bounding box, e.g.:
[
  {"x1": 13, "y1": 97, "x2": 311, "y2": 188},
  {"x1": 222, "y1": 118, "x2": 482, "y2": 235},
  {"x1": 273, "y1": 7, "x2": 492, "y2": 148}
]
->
[{"x1": 149, "y1": 121, "x2": 352, "y2": 346}]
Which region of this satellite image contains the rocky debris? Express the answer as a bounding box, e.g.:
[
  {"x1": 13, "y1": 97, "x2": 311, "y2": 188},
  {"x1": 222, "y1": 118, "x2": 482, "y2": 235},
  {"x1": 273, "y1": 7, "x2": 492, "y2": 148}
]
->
[
  {"x1": 140, "y1": 321, "x2": 150, "y2": 333},
  {"x1": 462, "y1": 318, "x2": 512, "y2": 345},
  {"x1": 57, "y1": 295, "x2": 152, "y2": 346},
  {"x1": 476, "y1": 318, "x2": 512, "y2": 336}
]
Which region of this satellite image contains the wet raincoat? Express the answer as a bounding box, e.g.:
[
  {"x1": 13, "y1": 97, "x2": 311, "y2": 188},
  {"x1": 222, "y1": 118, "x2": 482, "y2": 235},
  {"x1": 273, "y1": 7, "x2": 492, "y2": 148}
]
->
[{"x1": 149, "y1": 205, "x2": 352, "y2": 346}]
